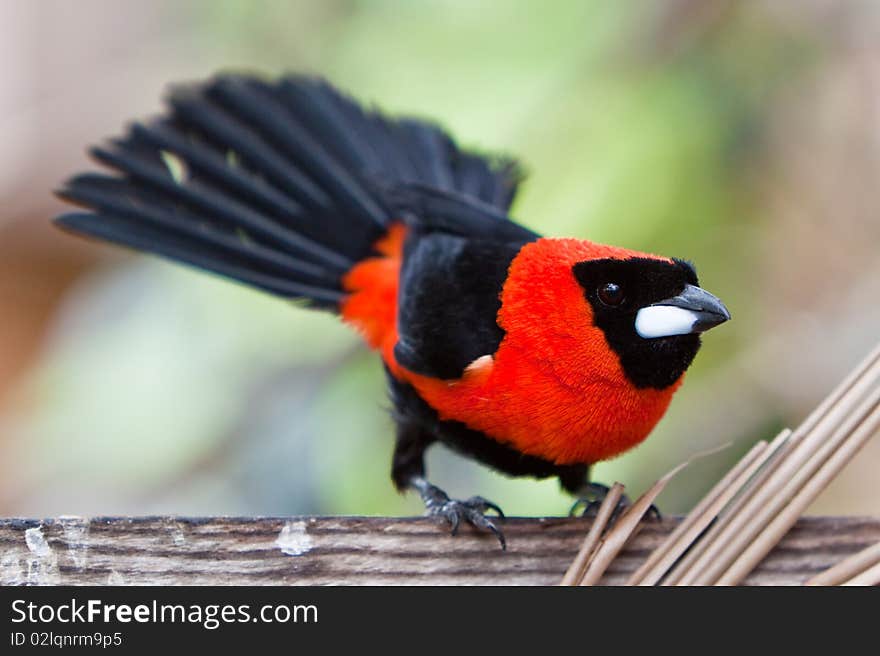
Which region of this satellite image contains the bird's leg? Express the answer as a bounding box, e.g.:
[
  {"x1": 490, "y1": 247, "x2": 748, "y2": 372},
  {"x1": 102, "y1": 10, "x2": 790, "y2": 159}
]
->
[
  {"x1": 392, "y1": 421, "x2": 507, "y2": 549},
  {"x1": 558, "y1": 465, "x2": 661, "y2": 520}
]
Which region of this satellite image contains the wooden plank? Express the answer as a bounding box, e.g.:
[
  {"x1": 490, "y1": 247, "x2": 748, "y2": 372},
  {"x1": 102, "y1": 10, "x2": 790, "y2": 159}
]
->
[{"x1": 1, "y1": 516, "x2": 877, "y2": 586}]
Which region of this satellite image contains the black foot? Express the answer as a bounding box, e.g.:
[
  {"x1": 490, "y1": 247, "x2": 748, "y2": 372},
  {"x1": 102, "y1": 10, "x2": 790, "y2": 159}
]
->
[
  {"x1": 568, "y1": 482, "x2": 662, "y2": 521},
  {"x1": 569, "y1": 482, "x2": 627, "y2": 517},
  {"x1": 412, "y1": 478, "x2": 506, "y2": 550}
]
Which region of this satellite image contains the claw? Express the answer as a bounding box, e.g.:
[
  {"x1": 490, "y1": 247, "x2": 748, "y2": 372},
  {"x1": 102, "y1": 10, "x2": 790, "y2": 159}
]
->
[
  {"x1": 461, "y1": 506, "x2": 505, "y2": 550},
  {"x1": 465, "y1": 496, "x2": 505, "y2": 519},
  {"x1": 413, "y1": 479, "x2": 507, "y2": 550},
  {"x1": 570, "y1": 482, "x2": 640, "y2": 520},
  {"x1": 484, "y1": 520, "x2": 506, "y2": 550},
  {"x1": 447, "y1": 508, "x2": 461, "y2": 536}
]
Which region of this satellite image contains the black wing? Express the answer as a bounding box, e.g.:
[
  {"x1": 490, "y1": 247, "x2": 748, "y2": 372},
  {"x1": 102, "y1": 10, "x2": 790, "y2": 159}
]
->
[{"x1": 394, "y1": 227, "x2": 535, "y2": 380}]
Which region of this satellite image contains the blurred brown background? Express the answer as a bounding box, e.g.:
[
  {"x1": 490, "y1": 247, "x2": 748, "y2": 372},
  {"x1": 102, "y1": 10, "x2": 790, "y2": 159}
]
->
[{"x1": 1, "y1": 0, "x2": 878, "y2": 518}]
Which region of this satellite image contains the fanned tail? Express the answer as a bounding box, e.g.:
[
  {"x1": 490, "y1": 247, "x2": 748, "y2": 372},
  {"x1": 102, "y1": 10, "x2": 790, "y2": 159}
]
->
[{"x1": 56, "y1": 73, "x2": 523, "y2": 314}]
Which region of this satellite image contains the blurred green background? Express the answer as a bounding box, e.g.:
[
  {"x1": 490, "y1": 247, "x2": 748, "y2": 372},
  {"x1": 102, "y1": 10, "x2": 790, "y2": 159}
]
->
[{"x1": 1, "y1": 0, "x2": 878, "y2": 519}]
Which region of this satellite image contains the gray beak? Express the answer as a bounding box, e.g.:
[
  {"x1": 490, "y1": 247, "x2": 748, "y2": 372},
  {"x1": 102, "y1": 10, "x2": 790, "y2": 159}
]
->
[{"x1": 635, "y1": 284, "x2": 730, "y2": 339}]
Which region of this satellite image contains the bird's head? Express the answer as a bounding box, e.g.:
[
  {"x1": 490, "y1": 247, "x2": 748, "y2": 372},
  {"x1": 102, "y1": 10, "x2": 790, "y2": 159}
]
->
[{"x1": 498, "y1": 238, "x2": 730, "y2": 391}]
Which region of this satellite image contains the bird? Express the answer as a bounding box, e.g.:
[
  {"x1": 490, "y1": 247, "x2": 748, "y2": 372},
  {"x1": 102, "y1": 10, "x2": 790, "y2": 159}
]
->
[{"x1": 54, "y1": 73, "x2": 730, "y2": 548}]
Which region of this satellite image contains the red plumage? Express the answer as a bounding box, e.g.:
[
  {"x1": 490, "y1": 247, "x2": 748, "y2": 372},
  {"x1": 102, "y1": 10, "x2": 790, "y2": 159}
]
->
[{"x1": 343, "y1": 228, "x2": 682, "y2": 466}]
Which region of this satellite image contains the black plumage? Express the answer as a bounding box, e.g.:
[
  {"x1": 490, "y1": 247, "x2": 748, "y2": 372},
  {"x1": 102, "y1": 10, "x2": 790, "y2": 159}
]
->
[
  {"x1": 55, "y1": 73, "x2": 523, "y2": 312},
  {"x1": 395, "y1": 230, "x2": 530, "y2": 379},
  {"x1": 573, "y1": 257, "x2": 702, "y2": 389}
]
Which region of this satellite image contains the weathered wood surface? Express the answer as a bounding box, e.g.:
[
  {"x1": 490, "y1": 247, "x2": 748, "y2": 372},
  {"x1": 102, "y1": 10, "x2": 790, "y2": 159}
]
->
[{"x1": 1, "y1": 516, "x2": 877, "y2": 586}]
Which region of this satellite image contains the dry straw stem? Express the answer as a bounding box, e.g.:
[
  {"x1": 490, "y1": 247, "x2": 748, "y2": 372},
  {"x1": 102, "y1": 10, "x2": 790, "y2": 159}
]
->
[
  {"x1": 701, "y1": 382, "x2": 880, "y2": 585},
  {"x1": 626, "y1": 440, "x2": 767, "y2": 586},
  {"x1": 628, "y1": 432, "x2": 788, "y2": 586},
  {"x1": 793, "y1": 341, "x2": 880, "y2": 436},
  {"x1": 662, "y1": 428, "x2": 791, "y2": 585},
  {"x1": 840, "y1": 560, "x2": 880, "y2": 586},
  {"x1": 806, "y1": 541, "x2": 880, "y2": 586},
  {"x1": 576, "y1": 444, "x2": 729, "y2": 586},
  {"x1": 559, "y1": 483, "x2": 624, "y2": 586},
  {"x1": 577, "y1": 475, "x2": 676, "y2": 586},
  {"x1": 716, "y1": 400, "x2": 880, "y2": 585},
  {"x1": 673, "y1": 347, "x2": 880, "y2": 585}
]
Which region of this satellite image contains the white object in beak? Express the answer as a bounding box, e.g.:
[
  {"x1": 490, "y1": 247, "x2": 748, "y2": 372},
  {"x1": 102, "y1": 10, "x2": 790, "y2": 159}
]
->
[{"x1": 635, "y1": 306, "x2": 701, "y2": 339}]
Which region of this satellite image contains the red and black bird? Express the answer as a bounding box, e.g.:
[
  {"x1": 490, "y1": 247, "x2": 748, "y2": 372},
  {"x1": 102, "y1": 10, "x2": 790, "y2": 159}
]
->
[{"x1": 55, "y1": 74, "x2": 730, "y2": 547}]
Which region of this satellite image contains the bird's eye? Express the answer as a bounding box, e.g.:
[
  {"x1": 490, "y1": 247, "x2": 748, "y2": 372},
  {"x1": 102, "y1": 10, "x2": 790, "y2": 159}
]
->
[{"x1": 597, "y1": 282, "x2": 625, "y2": 307}]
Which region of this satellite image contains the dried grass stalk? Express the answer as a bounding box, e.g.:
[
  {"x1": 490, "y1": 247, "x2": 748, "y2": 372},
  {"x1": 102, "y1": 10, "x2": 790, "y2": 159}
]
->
[
  {"x1": 840, "y1": 561, "x2": 880, "y2": 586},
  {"x1": 806, "y1": 541, "x2": 880, "y2": 586},
  {"x1": 678, "y1": 359, "x2": 880, "y2": 585},
  {"x1": 716, "y1": 401, "x2": 880, "y2": 585},
  {"x1": 791, "y1": 341, "x2": 880, "y2": 437},
  {"x1": 664, "y1": 428, "x2": 791, "y2": 585},
  {"x1": 628, "y1": 433, "x2": 788, "y2": 586},
  {"x1": 579, "y1": 456, "x2": 701, "y2": 586},
  {"x1": 559, "y1": 483, "x2": 624, "y2": 586}
]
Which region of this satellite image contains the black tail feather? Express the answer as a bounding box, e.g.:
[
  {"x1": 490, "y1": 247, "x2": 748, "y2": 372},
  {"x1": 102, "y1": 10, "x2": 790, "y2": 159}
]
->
[
  {"x1": 55, "y1": 73, "x2": 525, "y2": 309},
  {"x1": 56, "y1": 211, "x2": 346, "y2": 306},
  {"x1": 206, "y1": 76, "x2": 390, "y2": 230},
  {"x1": 167, "y1": 87, "x2": 333, "y2": 212},
  {"x1": 397, "y1": 120, "x2": 456, "y2": 191},
  {"x1": 58, "y1": 173, "x2": 340, "y2": 287},
  {"x1": 131, "y1": 120, "x2": 305, "y2": 221},
  {"x1": 87, "y1": 141, "x2": 352, "y2": 272},
  {"x1": 277, "y1": 77, "x2": 388, "y2": 174}
]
